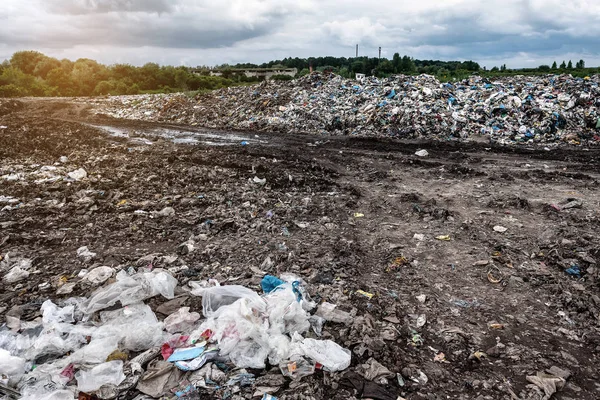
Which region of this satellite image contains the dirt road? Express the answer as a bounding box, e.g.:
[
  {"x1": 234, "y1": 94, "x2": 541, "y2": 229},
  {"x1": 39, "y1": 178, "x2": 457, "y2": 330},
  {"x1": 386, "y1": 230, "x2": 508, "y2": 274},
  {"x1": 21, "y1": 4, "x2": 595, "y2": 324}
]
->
[{"x1": 1, "y1": 98, "x2": 599, "y2": 399}]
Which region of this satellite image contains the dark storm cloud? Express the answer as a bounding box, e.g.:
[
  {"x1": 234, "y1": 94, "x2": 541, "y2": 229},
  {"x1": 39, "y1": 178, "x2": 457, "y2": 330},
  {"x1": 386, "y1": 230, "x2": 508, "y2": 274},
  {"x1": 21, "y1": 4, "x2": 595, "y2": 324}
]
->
[
  {"x1": 46, "y1": 0, "x2": 174, "y2": 14},
  {"x1": 0, "y1": 0, "x2": 598, "y2": 67},
  {"x1": 0, "y1": 14, "x2": 273, "y2": 50}
]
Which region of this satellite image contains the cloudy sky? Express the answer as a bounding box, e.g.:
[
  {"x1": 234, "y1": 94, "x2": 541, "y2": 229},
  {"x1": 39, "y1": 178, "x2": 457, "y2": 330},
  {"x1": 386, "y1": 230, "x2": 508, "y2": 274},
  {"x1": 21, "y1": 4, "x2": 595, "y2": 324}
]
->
[{"x1": 1, "y1": 0, "x2": 599, "y2": 68}]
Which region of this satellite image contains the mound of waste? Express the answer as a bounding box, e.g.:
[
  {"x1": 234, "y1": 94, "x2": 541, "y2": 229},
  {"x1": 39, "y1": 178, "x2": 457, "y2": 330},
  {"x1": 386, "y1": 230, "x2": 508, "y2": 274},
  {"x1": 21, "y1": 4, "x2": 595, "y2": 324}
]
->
[{"x1": 89, "y1": 72, "x2": 600, "y2": 145}]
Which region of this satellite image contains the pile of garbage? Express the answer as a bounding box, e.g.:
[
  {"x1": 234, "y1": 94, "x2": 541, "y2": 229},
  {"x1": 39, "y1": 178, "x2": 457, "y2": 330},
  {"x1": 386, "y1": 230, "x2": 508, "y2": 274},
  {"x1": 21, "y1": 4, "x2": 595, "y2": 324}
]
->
[
  {"x1": 0, "y1": 268, "x2": 355, "y2": 399},
  {"x1": 88, "y1": 72, "x2": 600, "y2": 145}
]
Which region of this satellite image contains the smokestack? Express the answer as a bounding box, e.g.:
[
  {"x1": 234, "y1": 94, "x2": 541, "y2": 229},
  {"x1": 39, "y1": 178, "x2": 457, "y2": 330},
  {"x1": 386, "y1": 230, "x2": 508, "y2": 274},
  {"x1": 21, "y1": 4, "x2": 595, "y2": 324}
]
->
[
  {"x1": 379, "y1": 47, "x2": 381, "y2": 60},
  {"x1": 356, "y1": 44, "x2": 358, "y2": 58}
]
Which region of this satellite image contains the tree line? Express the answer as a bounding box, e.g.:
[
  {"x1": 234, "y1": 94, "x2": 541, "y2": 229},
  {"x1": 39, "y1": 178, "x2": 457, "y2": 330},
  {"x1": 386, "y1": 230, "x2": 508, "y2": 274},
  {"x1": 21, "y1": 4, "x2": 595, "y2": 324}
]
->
[
  {"x1": 1, "y1": 50, "x2": 598, "y2": 98},
  {"x1": 0, "y1": 51, "x2": 256, "y2": 97}
]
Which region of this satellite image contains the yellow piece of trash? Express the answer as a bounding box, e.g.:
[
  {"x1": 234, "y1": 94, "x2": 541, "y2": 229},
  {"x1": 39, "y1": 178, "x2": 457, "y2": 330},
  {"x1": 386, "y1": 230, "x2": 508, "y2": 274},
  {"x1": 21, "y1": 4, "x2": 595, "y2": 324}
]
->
[
  {"x1": 353, "y1": 213, "x2": 364, "y2": 218},
  {"x1": 117, "y1": 199, "x2": 128, "y2": 207},
  {"x1": 356, "y1": 290, "x2": 374, "y2": 299},
  {"x1": 435, "y1": 235, "x2": 451, "y2": 241}
]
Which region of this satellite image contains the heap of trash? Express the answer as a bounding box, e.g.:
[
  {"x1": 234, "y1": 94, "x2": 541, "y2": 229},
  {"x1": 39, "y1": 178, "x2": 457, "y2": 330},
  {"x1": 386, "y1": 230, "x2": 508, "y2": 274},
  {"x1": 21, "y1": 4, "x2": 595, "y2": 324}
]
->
[
  {"x1": 0, "y1": 268, "x2": 354, "y2": 399},
  {"x1": 87, "y1": 72, "x2": 600, "y2": 145}
]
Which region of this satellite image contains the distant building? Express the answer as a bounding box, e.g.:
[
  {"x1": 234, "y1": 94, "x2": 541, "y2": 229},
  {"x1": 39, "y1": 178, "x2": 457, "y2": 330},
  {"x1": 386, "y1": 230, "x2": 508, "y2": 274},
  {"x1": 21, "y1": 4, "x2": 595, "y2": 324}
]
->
[{"x1": 191, "y1": 68, "x2": 298, "y2": 80}]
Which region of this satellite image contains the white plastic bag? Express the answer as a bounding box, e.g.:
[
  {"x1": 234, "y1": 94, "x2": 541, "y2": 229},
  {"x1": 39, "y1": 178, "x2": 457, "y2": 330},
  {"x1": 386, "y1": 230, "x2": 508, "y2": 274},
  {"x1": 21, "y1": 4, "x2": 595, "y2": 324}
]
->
[
  {"x1": 190, "y1": 281, "x2": 264, "y2": 317},
  {"x1": 0, "y1": 348, "x2": 26, "y2": 385},
  {"x1": 83, "y1": 266, "x2": 114, "y2": 285},
  {"x1": 68, "y1": 336, "x2": 119, "y2": 364},
  {"x1": 84, "y1": 270, "x2": 177, "y2": 314},
  {"x1": 315, "y1": 302, "x2": 353, "y2": 324},
  {"x1": 96, "y1": 303, "x2": 165, "y2": 352},
  {"x1": 25, "y1": 390, "x2": 75, "y2": 400},
  {"x1": 41, "y1": 300, "x2": 75, "y2": 325},
  {"x1": 164, "y1": 307, "x2": 200, "y2": 333},
  {"x1": 75, "y1": 361, "x2": 125, "y2": 393},
  {"x1": 299, "y1": 338, "x2": 351, "y2": 372},
  {"x1": 264, "y1": 283, "x2": 310, "y2": 335},
  {"x1": 3, "y1": 266, "x2": 30, "y2": 283}
]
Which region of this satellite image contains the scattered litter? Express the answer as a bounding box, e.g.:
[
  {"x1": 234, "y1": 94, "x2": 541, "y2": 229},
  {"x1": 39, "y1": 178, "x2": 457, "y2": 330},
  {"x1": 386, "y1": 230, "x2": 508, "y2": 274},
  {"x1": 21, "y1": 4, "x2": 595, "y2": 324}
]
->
[
  {"x1": 526, "y1": 371, "x2": 566, "y2": 400},
  {"x1": 487, "y1": 266, "x2": 504, "y2": 284},
  {"x1": 493, "y1": 225, "x2": 508, "y2": 233},
  {"x1": 252, "y1": 176, "x2": 267, "y2": 185},
  {"x1": 67, "y1": 168, "x2": 87, "y2": 181},
  {"x1": 565, "y1": 263, "x2": 581, "y2": 278},
  {"x1": 356, "y1": 290, "x2": 374, "y2": 299},
  {"x1": 415, "y1": 150, "x2": 429, "y2": 157},
  {"x1": 76, "y1": 246, "x2": 96, "y2": 263}
]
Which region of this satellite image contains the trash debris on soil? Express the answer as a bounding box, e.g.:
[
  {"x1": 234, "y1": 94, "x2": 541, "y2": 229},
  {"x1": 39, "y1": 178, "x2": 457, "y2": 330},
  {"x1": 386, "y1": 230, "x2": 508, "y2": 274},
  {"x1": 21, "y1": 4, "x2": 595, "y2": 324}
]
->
[{"x1": 2, "y1": 96, "x2": 600, "y2": 399}]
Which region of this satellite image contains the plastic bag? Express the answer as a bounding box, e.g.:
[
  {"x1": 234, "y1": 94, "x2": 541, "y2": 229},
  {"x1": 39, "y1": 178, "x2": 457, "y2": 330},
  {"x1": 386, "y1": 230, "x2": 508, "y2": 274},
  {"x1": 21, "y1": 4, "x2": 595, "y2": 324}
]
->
[
  {"x1": 264, "y1": 283, "x2": 310, "y2": 335},
  {"x1": 68, "y1": 336, "x2": 119, "y2": 364},
  {"x1": 190, "y1": 281, "x2": 264, "y2": 317},
  {"x1": 84, "y1": 270, "x2": 177, "y2": 314},
  {"x1": 164, "y1": 307, "x2": 200, "y2": 333},
  {"x1": 299, "y1": 338, "x2": 351, "y2": 372},
  {"x1": 83, "y1": 266, "x2": 114, "y2": 285},
  {"x1": 315, "y1": 302, "x2": 353, "y2": 324},
  {"x1": 0, "y1": 348, "x2": 26, "y2": 385},
  {"x1": 41, "y1": 300, "x2": 75, "y2": 325},
  {"x1": 261, "y1": 275, "x2": 284, "y2": 293},
  {"x1": 228, "y1": 340, "x2": 269, "y2": 369},
  {"x1": 3, "y1": 266, "x2": 30, "y2": 283},
  {"x1": 194, "y1": 297, "x2": 267, "y2": 366},
  {"x1": 95, "y1": 303, "x2": 165, "y2": 352},
  {"x1": 23, "y1": 390, "x2": 74, "y2": 400},
  {"x1": 75, "y1": 361, "x2": 125, "y2": 393}
]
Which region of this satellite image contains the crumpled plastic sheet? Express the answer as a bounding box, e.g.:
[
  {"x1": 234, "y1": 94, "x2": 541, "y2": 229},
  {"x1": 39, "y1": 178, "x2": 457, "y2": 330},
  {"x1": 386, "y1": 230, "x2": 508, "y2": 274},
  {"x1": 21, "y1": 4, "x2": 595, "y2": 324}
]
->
[{"x1": 189, "y1": 276, "x2": 350, "y2": 371}]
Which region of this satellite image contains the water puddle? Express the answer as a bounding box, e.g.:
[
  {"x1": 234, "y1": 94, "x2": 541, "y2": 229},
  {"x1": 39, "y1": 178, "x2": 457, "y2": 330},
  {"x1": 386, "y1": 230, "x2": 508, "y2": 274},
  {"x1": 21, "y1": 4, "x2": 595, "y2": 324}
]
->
[{"x1": 90, "y1": 124, "x2": 267, "y2": 146}]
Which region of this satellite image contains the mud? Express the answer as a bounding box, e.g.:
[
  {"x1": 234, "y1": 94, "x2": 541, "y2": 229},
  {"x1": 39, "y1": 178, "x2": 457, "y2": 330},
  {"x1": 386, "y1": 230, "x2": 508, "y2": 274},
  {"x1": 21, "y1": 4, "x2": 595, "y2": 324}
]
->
[{"x1": 1, "y1": 98, "x2": 600, "y2": 399}]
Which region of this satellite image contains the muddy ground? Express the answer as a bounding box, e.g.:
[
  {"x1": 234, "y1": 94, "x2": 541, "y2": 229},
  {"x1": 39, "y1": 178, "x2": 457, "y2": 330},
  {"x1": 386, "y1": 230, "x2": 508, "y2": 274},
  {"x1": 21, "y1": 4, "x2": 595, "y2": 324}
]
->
[{"x1": 1, "y1": 98, "x2": 600, "y2": 400}]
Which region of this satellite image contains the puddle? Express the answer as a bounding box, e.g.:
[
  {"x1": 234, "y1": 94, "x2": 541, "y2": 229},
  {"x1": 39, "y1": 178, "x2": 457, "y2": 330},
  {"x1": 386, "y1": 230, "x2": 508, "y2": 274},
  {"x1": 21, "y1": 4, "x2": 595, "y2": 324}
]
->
[{"x1": 90, "y1": 125, "x2": 267, "y2": 146}]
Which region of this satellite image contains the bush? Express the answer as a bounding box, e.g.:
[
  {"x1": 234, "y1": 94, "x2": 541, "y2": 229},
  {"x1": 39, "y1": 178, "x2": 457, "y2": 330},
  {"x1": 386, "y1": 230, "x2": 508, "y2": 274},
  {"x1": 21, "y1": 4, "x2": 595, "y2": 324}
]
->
[{"x1": 0, "y1": 84, "x2": 25, "y2": 97}]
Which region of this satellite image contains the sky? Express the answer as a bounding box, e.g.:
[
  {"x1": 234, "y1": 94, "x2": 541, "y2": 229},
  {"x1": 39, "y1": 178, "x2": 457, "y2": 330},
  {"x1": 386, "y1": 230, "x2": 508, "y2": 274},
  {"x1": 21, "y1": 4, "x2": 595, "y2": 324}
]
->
[{"x1": 1, "y1": 0, "x2": 599, "y2": 69}]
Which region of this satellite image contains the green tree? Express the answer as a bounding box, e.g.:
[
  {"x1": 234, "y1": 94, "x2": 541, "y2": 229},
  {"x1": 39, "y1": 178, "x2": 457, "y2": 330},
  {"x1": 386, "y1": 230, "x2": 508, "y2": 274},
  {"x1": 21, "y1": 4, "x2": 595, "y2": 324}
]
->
[
  {"x1": 33, "y1": 57, "x2": 61, "y2": 79},
  {"x1": 392, "y1": 53, "x2": 401, "y2": 73},
  {"x1": 71, "y1": 59, "x2": 103, "y2": 95},
  {"x1": 46, "y1": 67, "x2": 75, "y2": 95},
  {"x1": 376, "y1": 59, "x2": 394, "y2": 75},
  {"x1": 575, "y1": 59, "x2": 585, "y2": 69},
  {"x1": 559, "y1": 61, "x2": 567, "y2": 69},
  {"x1": 567, "y1": 60, "x2": 573, "y2": 69},
  {"x1": 399, "y1": 55, "x2": 416, "y2": 73},
  {"x1": 538, "y1": 65, "x2": 550, "y2": 71},
  {"x1": 93, "y1": 80, "x2": 114, "y2": 96},
  {"x1": 10, "y1": 51, "x2": 47, "y2": 75},
  {"x1": 551, "y1": 61, "x2": 557, "y2": 69}
]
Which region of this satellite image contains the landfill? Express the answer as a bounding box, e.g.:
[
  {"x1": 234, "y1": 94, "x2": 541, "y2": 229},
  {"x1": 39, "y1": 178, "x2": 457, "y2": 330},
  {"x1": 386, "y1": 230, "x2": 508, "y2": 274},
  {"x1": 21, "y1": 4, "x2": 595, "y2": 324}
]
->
[
  {"x1": 2, "y1": 85, "x2": 600, "y2": 400},
  {"x1": 85, "y1": 72, "x2": 600, "y2": 145}
]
